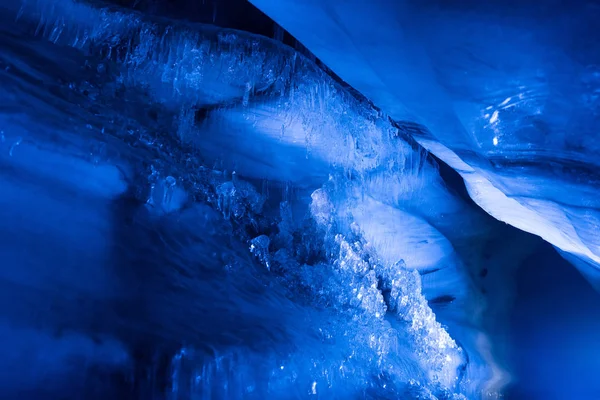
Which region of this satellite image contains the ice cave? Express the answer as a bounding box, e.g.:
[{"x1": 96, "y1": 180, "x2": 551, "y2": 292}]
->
[{"x1": 0, "y1": 0, "x2": 599, "y2": 398}]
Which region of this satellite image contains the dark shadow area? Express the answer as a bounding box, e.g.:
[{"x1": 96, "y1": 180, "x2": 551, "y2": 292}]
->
[
  {"x1": 430, "y1": 152, "x2": 474, "y2": 205},
  {"x1": 105, "y1": 0, "x2": 290, "y2": 45},
  {"x1": 507, "y1": 243, "x2": 600, "y2": 399}
]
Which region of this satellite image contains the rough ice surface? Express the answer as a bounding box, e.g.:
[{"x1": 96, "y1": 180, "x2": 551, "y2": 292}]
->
[
  {"x1": 0, "y1": 0, "x2": 586, "y2": 398},
  {"x1": 251, "y1": 0, "x2": 600, "y2": 288},
  {"x1": 308, "y1": 182, "x2": 465, "y2": 390}
]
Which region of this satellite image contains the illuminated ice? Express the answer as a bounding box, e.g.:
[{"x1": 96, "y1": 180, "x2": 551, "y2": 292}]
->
[
  {"x1": 251, "y1": 0, "x2": 600, "y2": 289},
  {"x1": 0, "y1": 0, "x2": 579, "y2": 398}
]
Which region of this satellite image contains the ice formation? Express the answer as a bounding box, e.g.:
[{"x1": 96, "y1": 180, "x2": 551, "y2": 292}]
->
[
  {"x1": 1, "y1": 0, "x2": 597, "y2": 398},
  {"x1": 251, "y1": 0, "x2": 600, "y2": 289}
]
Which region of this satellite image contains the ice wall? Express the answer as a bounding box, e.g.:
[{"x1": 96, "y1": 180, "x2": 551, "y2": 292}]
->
[
  {"x1": 0, "y1": 0, "x2": 547, "y2": 397},
  {"x1": 250, "y1": 0, "x2": 600, "y2": 289},
  {"x1": 0, "y1": 15, "x2": 313, "y2": 396}
]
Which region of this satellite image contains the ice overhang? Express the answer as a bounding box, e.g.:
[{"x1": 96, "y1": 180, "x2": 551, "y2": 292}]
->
[{"x1": 250, "y1": 0, "x2": 600, "y2": 285}]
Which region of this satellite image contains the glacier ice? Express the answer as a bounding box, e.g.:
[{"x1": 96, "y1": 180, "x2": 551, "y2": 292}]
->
[
  {"x1": 251, "y1": 0, "x2": 600, "y2": 287},
  {"x1": 249, "y1": 0, "x2": 600, "y2": 395},
  {"x1": 0, "y1": 0, "x2": 597, "y2": 398}
]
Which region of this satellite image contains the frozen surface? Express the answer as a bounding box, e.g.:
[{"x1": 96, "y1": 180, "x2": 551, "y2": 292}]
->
[
  {"x1": 251, "y1": 0, "x2": 600, "y2": 286},
  {"x1": 0, "y1": 0, "x2": 561, "y2": 398}
]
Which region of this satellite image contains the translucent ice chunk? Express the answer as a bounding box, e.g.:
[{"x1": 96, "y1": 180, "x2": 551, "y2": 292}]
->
[
  {"x1": 216, "y1": 179, "x2": 264, "y2": 220},
  {"x1": 250, "y1": 235, "x2": 271, "y2": 270}
]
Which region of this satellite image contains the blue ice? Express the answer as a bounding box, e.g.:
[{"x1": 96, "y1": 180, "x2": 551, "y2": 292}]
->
[
  {"x1": 251, "y1": 0, "x2": 600, "y2": 287},
  {"x1": 0, "y1": 0, "x2": 598, "y2": 398}
]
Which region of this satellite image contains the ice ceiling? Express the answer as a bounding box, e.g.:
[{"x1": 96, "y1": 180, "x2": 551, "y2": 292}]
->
[
  {"x1": 251, "y1": 0, "x2": 600, "y2": 288},
  {"x1": 0, "y1": 0, "x2": 599, "y2": 398}
]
